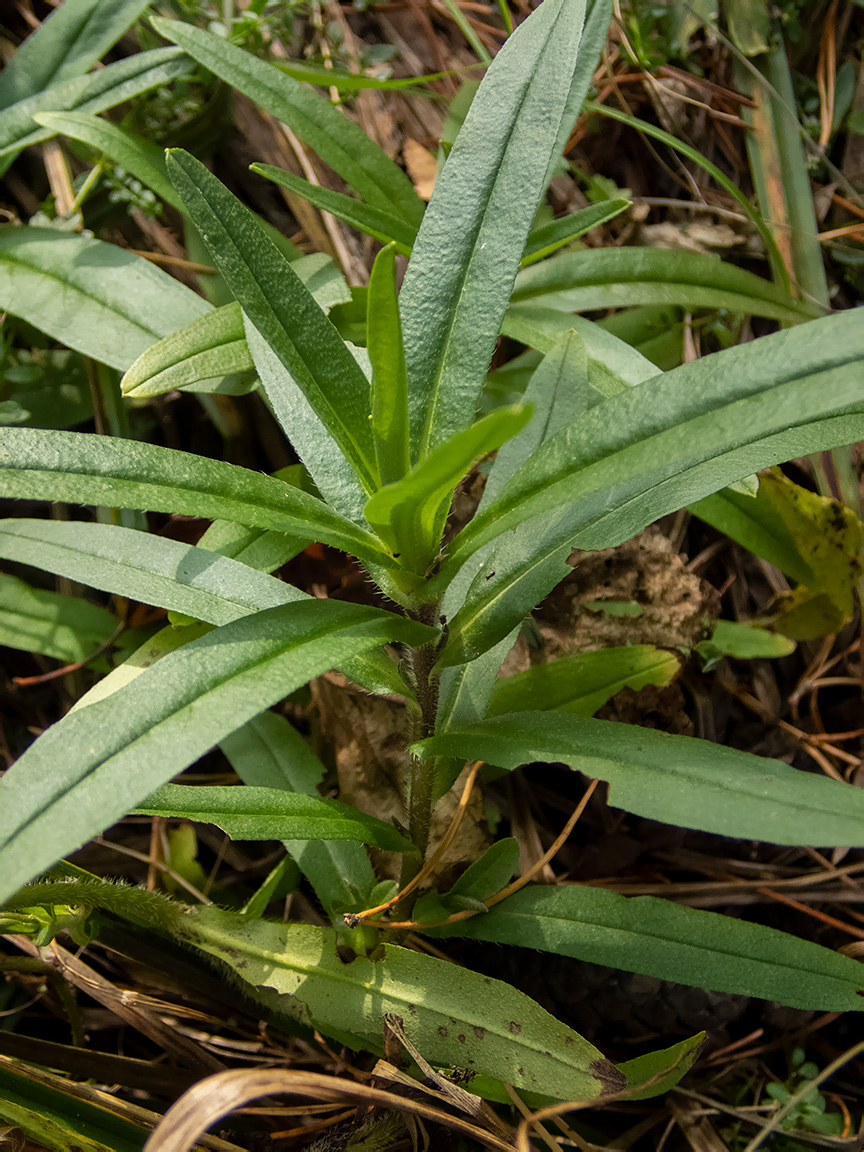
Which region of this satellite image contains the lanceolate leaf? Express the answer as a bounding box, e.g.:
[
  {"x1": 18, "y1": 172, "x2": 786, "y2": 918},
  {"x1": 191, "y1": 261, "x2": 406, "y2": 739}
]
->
[
  {"x1": 221, "y1": 713, "x2": 377, "y2": 916},
  {"x1": 0, "y1": 48, "x2": 190, "y2": 158},
  {"x1": 501, "y1": 306, "x2": 658, "y2": 387},
  {"x1": 121, "y1": 255, "x2": 349, "y2": 398},
  {"x1": 399, "y1": 0, "x2": 588, "y2": 460},
  {"x1": 428, "y1": 885, "x2": 864, "y2": 1011},
  {"x1": 122, "y1": 302, "x2": 251, "y2": 397},
  {"x1": 0, "y1": 0, "x2": 151, "y2": 110},
  {"x1": 33, "y1": 111, "x2": 185, "y2": 213},
  {"x1": 167, "y1": 149, "x2": 379, "y2": 495},
  {"x1": 185, "y1": 908, "x2": 625, "y2": 1102},
  {"x1": 414, "y1": 711, "x2": 864, "y2": 846},
  {"x1": 135, "y1": 784, "x2": 415, "y2": 853},
  {"x1": 364, "y1": 405, "x2": 530, "y2": 571},
  {"x1": 0, "y1": 227, "x2": 208, "y2": 372},
  {"x1": 243, "y1": 320, "x2": 370, "y2": 523},
  {"x1": 0, "y1": 571, "x2": 117, "y2": 663},
  {"x1": 0, "y1": 600, "x2": 434, "y2": 902},
  {"x1": 510, "y1": 248, "x2": 815, "y2": 322},
  {"x1": 367, "y1": 244, "x2": 411, "y2": 486},
  {"x1": 689, "y1": 484, "x2": 816, "y2": 586},
  {"x1": 487, "y1": 646, "x2": 681, "y2": 717},
  {"x1": 0, "y1": 519, "x2": 309, "y2": 627},
  {"x1": 151, "y1": 16, "x2": 423, "y2": 226},
  {"x1": 0, "y1": 428, "x2": 394, "y2": 567},
  {"x1": 445, "y1": 309, "x2": 864, "y2": 568},
  {"x1": 520, "y1": 199, "x2": 630, "y2": 266},
  {"x1": 252, "y1": 164, "x2": 416, "y2": 254}
]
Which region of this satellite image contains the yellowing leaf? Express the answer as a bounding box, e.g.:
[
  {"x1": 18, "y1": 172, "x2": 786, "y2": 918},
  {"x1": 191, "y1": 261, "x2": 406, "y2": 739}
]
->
[{"x1": 760, "y1": 469, "x2": 863, "y2": 620}]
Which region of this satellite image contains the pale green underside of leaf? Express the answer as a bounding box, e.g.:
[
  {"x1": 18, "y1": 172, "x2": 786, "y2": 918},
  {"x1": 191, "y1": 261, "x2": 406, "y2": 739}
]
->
[
  {"x1": 0, "y1": 600, "x2": 434, "y2": 902},
  {"x1": 185, "y1": 907, "x2": 623, "y2": 1102},
  {"x1": 0, "y1": 519, "x2": 407, "y2": 700},
  {"x1": 0, "y1": 0, "x2": 151, "y2": 110},
  {"x1": 0, "y1": 227, "x2": 209, "y2": 372},
  {"x1": 0, "y1": 428, "x2": 392, "y2": 567},
  {"x1": 510, "y1": 248, "x2": 816, "y2": 322},
  {"x1": 428, "y1": 886, "x2": 864, "y2": 1011},
  {"x1": 414, "y1": 711, "x2": 864, "y2": 846},
  {"x1": 0, "y1": 518, "x2": 307, "y2": 626},
  {"x1": 135, "y1": 783, "x2": 414, "y2": 853},
  {"x1": 400, "y1": 0, "x2": 588, "y2": 459},
  {"x1": 0, "y1": 48, "x2": 190, "y2": 157},
  {"x1": 121, "y1": 254, "x2": 350, "y2": 398},
  {"x1": 151, "y1": 16, "x2": 423, "y2": 225},
  {"x1": 244, "y1": 318, "x2": 370, "y2": 524},
  {"x1": 221, "y1": 712, "x2": 377, "y2": 916}
]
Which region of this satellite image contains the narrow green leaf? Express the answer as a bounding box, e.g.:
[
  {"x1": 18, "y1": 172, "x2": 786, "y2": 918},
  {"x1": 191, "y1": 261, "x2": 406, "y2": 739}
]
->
[
  {"x1": 501, "y1": 306, "x2": 658, "y2": 387},
  {"x1": 428, "y1": 885, "x2": 864, "y2": 1011},
  {"x1": 0, "y1": 1057, "x2": 153, "y2": 1152},
  {"x1": 32, "y1": 111, "x2": 185, "y2": 213},
  {"x1": 275, "y1": 60, "x2": 465, "y2": 91},
  {"x1": 364, "y1": 405, "x2": 530, "y2": 571},
  {"x1": 122, "y1": 302, "x2": 249, "y2": 397},
  {"x1": 618, "y1": 1035, "x2": 704, "y2": 1101},
  {"x1": 221, "y1": 712, "x2": 377, "y2": 917},
  {"x1": 151, "y1": 16, "x2": 424, "y2": 226},
  {"x1": 414, "y1": 711, "x2": 864, "y2": 846},
  {"x1": 251, "y1": 164, "x2": 416, "y2": 254},
  {"x1": 545, "y1": 0, "x2": 614, "y2": 180},
  {"x1": 0, "y1": 518, "x2": 308, "y2": 627},
  {"x1": 447, "y1": 838, "x2": 519, "y2": 901},
  {"x1": 511, "y1": 248, "x2": 815, "y2": 321},
  {"x1": 700, "y1": 620, "x2": 796, "y2": 662},
  {"x1": 135, "y1": 783, "x2": 414, "y2": 853},
  {"x1": 243, "y1": 320, "x2": 370, "y2": 523},
  {"x1": 689, "y1": 484, "x2": 816, "y2": 586},
  {"x1": 487, "y1": 646, "x2": 681, "y2": 717},
  {"x1": 0, "y1": 428, "x2": 394, "y2": 567},
  {"x1": 167, "y1": 149, "x2": 379, "y2": 495},
  {"x1": 0, "y1": 226, "x2": 209, "y2": 372},
  {"x1": 399, "y1": 0, "x2": 588, "y2": 459},
  {"x1": 520, "y1": 199, "x2": 630, "y2": 266},
  {"x1": 0, "y1": 600, "x2": 434, "y2": 901},
  {"x1": 185, "y1": 908, "x2": 624, "y2": 1102},
  {"x1": 195, "y1": 517, "x2": 304, "y2": 573},
  {"x1": 0, "y1": 571, "x2": 116, "y2": 663},
  {"x1": 446, "y1": 310, "x2": 864, "y2": 568},
  {"x1": 0, "y1": 0, "x2": 148, "y2": 110},
  {"x1": 368, "y1": 244, "x2": 410, "y2": 486},
  {"x1": 583, "y1": 100, "x2": 795, "y2": 292},
  {"x1": 0, "y1": 48, "x2": 190, "y2": 158},
  {"x1": 480, "y1": 331, "x2": 593, "y2": 511},
  {"x1": 121, "y1": 255, "x2": 349, "y2": 398}
]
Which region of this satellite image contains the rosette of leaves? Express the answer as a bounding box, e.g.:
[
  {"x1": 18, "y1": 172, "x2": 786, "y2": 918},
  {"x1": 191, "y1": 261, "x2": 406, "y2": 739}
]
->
[{"x1": 3, "y1": 0, "x2": 864, "y2": 1110}]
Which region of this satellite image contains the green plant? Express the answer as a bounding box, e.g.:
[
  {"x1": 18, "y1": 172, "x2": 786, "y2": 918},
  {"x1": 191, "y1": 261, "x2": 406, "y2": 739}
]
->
[
  {"x1": 764, "y1": 1049, "x2": 846, "y2": 1142},
  {"x1": 4, "y1": 0, "x2": 864, "y2": 1115}
]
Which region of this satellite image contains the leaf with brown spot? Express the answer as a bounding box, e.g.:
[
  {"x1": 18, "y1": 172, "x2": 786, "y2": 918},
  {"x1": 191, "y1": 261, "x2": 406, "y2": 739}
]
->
[{"x1": 183, "y1": 906, "x2": 615, "y2": 1103}]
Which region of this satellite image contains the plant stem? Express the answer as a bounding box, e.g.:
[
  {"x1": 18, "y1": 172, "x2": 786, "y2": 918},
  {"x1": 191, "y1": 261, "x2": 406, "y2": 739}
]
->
[{"x1": 404, "y1": 605, "x2": 441, "y2": 863}]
